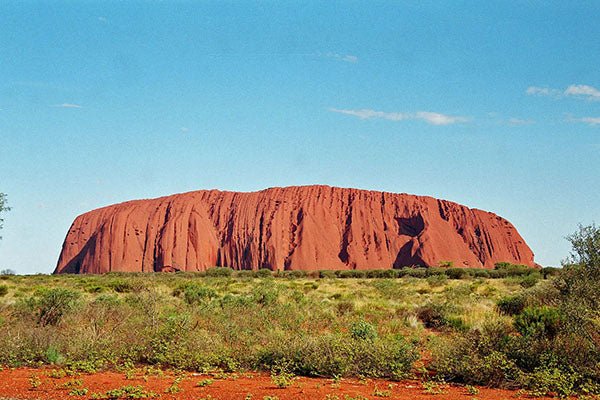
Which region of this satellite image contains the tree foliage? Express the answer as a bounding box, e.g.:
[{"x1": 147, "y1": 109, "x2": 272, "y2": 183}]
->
[
  {"x1": 565, "y1": 222, "x2": 600, "y2": 267},
  {"x1": 556, "y1": 223, "x2": 600, "y2": 341},
  {"x1": 0, "y1": 193, "x2": 10, "y2": 239}
]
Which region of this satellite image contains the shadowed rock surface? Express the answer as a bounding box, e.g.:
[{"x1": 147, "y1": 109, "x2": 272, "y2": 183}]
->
[{"x1": 55, "y1": 185, "x2": 535, "y2": 273}]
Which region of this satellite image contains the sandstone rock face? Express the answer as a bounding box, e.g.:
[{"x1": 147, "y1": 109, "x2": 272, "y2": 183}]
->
[{"x1": 55, "y1": 186, "x2": 535, "y2": 274}]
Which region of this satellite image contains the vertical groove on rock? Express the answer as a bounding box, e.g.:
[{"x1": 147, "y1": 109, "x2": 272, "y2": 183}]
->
[{"x1": 337, "y1": 193, "x2": 354, "y2": 266}]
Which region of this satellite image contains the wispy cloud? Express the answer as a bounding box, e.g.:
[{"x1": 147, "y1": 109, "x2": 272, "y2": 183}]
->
[
  {"x1": 180, "y1": 127, "x2": 189, "y2": 133},
  {"x1": 323, "y1": 52, "x2": 359, "y2": 63},
  {"x1": 342, "y1": 55, "x2": 358, "y2": 63},
  {"x1": 526, "y1": 84, "x2": 600, "y2": 101},
  {"x1": 52, "y1": 103, "x2": 83, "y2": 108},
  {"x1": 329, "y1": 108, "x2": 468, "y2": 126},
  {"x1": 98, "y1": 16, "x2": 108, "y2": 23},
  {"x1": 571, "y1": 116, "x2": 600, "y2": 126},
  {"x1": 508, "y1": 117, "x2": 535, "y2": 126},
  {"x1": 415, "y1": 111, "x2": 468, "y2": 126},
  {"x1": 564, "y1": 84, "x2": 600, "y2": 101},
  {"x1": 526, "y1": 86, "x2": 561, "y2": 97},
  {"x1": 329, "y1": 108, "x2": 409, "y2": 121}
]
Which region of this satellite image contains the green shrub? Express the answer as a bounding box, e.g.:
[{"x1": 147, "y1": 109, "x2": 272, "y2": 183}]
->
[
  {"x1": 405, "y1": 268, "x2": 426, "y2": 278},
  {"x1": 471, "y1": 269, "x2": 491, "y2": 278},
  {"x1": 425, "y1": 267, "x2": 446, "y2": 277},
  {"x1": 445, "y1": 316, "x2": 469, "y2": 332},
  {"x1": 337, "y1": 270, "x2": 366, "y2": 279},
  {"x1": 0, "y1": 284, "x2": 8, "y2": 297},
  {"x1": 45, "y1": 345, "x2": 63, "y2": 364},
  {"x1": 431, "y1": 307, "x2": 597, "y2": 395},
  {"x1": 445, "y1": 268, "x2": 468, "y2": 279},
  {"x1": 351, "y1": 336, "x2": 419, "y2": 380},
  {"x1": 430, "y1": 320, "x2": 521, "y2": 386},
  {"x1": 235, "y1": 270, "x2": 255, "y2": 278},
  {"x1": 350, "y1": 320, "x2": 378, "y2": 342},
  {"x1": 255, "y1": 268, "x2": 273, "y2": 278},
  {"x1": 416, "y1": 302, "x2": 466, "y2": 332},
  {"x1": 519, "y1": 273, "x2": 540, "y2": 288},
  {"x1": 395, "y1": 268, "x2": 409, "y2": 278},
  {"x1": 365, "y1": 270, "x2": 397, "y2": 279},
  {"x1": 276, "y1": 270, "x2": 306, "y2": 279},
  {"x1": 258, "y1": 334, "x2": 351, "y2": 377},
  {"x1": 196, "y1": 379, "x2": 214, "y2": 387},
  {"x1": 92, "y1": 385, "x2": 158, "y2": 399},
  {"x1": 257, "y1": 332, "x2": 418, "y2": 380},
  {"x1": 31, "y1": 288, "x2": 81, "y2": 326},
  {"x1": 514, "y1": 306, "x2": 561, "y2": 338},
  {"x1": 70, "y1": 388, "x2": 89, "y2": 396},
  {"x1": 271, "y1": 370, "x2": 296, "y2": 388},
  {"x1": 384, "y1": 269, "x2": 400, "y2": 278},
  {"x1": 523, "y1": 364, "x2": 580, "y2": 398},
  {"x1": 426, "y1": 274, "x2": 447, "y2": 287},
  {"x1": 318, "y1": 270, "x2": 336, "y2": 279},
  {"x1": 85, "y1": 285, "x2": 105, "y2": 293},
  {"x1": 541, "y1": 267, "x2": 560, "y2": 279},
  {"x1": 107, "y1": 279, "x2": 134, "y2": 293},
  {"x1": 487, "y1": 269, "x2": 508, "y2": 279},
  {"x1": 250, "y1": 281, "x2": 279, "y2": 306},
  {"x1": 206, "y1": 267, "x2": 233, "y2": 277},
  {"x1": 494, "y1": 262, "x2": 533, "y2": 276},
  {"x1": 496, "y1": 295, "x2": 526, "y2": 316},
  {"x1": 219, "y1": 293, "x2": 253, "y2": 308},
  {"x1": 523, "y1": 280, "x2": 559, "y2": 307},
  {"x1": 183, "y1": 284, "x2": 217, "y2": 305}
]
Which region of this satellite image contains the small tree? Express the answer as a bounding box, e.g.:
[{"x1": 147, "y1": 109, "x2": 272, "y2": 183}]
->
[
  {"x1": 556, "y1": 223, "x2": 600, "y2": 340},
  {"x1": 0, "y1": 193, "x2": 9, "y2": 240},
  {"x1": 565, "y1": 223, "x2": 600, "y2": 268}
]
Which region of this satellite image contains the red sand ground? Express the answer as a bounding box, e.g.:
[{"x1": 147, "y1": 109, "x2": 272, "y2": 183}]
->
[{"x1": 0, "y1": 368, "x2": 557, "y2": 400}]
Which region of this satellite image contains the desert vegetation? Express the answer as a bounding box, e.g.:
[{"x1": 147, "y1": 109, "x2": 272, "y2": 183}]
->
[
  {"x1": 0, "y1": 224, "x2": 597, "y2": 398},
  {"x1": 0, "y1": 192, "x2": 9, "y2": 240}
]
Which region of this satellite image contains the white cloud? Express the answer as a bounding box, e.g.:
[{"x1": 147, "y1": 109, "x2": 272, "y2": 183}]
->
[
  {"x1": 415, "y1": 111, "x2": 468, "y2": 126},
  {"x1": 52, "y1": 103, "x2": 82, "y2": 108},
  {"x1": 526, "y1": 84, "x2": 600, "y2": 101},
  {"x1": 572, "y1": 117, "x2": 600, "y2": 126},
  {"x1": 180, "y1": 127, "x2": 189, "y2": 133},
  {"x1": 323, "y1": 52, "x2": 359, "y2": 63},
  {"x1": 526, "y1": 86, "x2": 561, "y2": 97},
  {"x1": 328, "y1": 108, "x2": 409, "y2": 121},
  {"x1": 329, "y1": 108, "x2": 468, "y2": 125},
  {"x1": 564, "y1": 84, "x2": 600, "y2": 100},
  {"x1": 508, "y1": 117, "x2": 535, "y2": 126}
]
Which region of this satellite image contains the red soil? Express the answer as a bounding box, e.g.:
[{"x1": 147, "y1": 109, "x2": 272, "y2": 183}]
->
[{"x1": 0, "y1": 368, "x2": 555, "y2": 400}]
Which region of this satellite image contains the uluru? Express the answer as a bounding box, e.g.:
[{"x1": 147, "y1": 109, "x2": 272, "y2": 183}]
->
[{"x1": 54, "y1": 185, "x2": 535, "y2": 274}]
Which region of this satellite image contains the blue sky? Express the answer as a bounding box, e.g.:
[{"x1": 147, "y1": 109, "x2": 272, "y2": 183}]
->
[{"x1": 1, "y1": 1, "x2": 599, "y2": 274}]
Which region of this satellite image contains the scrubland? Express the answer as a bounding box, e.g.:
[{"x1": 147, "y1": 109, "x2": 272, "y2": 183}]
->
[{"x1": 1, "y1": 259, "x2": 598, "y2": 398}]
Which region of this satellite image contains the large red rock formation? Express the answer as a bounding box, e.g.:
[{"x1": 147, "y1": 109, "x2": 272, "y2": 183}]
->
[{"x1": 55, "y1": 185, "x2": 535, "y2": 274}]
